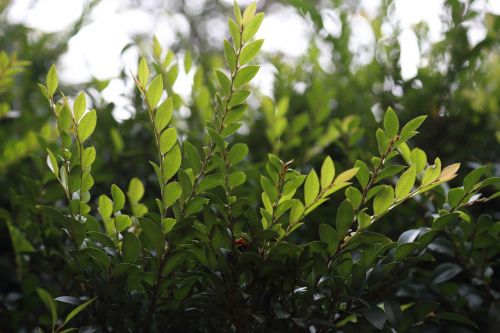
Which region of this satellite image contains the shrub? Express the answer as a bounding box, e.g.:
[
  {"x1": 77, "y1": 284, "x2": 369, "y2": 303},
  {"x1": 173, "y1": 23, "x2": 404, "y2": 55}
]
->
[{"x1": 2, "y1": 1, "x2": 500, "y2": 332}]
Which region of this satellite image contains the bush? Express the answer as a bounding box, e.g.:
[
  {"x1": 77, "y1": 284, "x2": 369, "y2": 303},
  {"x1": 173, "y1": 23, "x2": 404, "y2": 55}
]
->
[{"x1": 1, "y1": 1, "x2": 500, "y2": 332}]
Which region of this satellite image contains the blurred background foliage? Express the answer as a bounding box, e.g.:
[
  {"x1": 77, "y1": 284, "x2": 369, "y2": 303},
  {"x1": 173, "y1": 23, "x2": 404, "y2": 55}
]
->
[{"x1": 1, "y1": 0, "x2": 499, "y2": 331}]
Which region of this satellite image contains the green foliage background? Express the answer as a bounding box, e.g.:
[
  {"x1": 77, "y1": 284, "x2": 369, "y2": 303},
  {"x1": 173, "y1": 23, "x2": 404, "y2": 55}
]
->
[{"x1": 1, "y1": 0, "x2": 499, "y2": 332}]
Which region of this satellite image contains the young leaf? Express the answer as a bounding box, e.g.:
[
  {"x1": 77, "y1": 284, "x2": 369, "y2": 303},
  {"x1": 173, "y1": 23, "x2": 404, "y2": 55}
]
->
[
  {"x1": 163, "y1": 181, "x2": 182, "y2": 208},
  {"x1": 242, "y1": 2, "x2": 256, "y2": 24},
  {"x1": 58, "y1": 103, "x2": 73, "y2": 132},
  {"x1": 354, "y1": 160, "x2": 370, "y2": 188},
  {"x1": 384, "y1": 107, "x2": 399, "y2": 138},
  {"x1": 373, "y1": 186, "x2": 394, "y2": 216},
  {"x1": 333, "y1": 168, "x2": 359, "y2": 184},
  {"x1": 320, "y1": 156, "x2": 335, "y2": 189},
  {"x1": 73, "y1": 92, "x2": 86, "y2": 122},
  {"x1": 395, "y1": 165, "x2": 416, "y2": 199},
  {"x1": 146, "y1": 74, "x2": 163, "y2": 109},
  {"x1": 289, "y1": 199, "x2": 304, "y2": 225},
  {"x1": 46, "y1": 64, "x2": 58, "y2": 97},
  {"x1": 438, "y1": 163, "x2": 460, "y2": 182},
  {"x1": 138, "y1": 57, "x2": 149, "y2": 87},
  {"x1": 215, "y1": 69, "x2": 231, "y2": 93},
  {"x1": 128, "y1": 178, "x2": 145, "y2": 203},
  {"x1": 111, "y1": 184, "x2": 125, "y2": 212},
  {"x1": 155, "y1": 97, "x2": 174, "y2": 133},
  {"x1": 400, "y1": 115, "x2": 426, "y2": 140},
  {"x1": 98, "y1": 195, "x2": 113, "y2": 219},
  {"x1": 421, "y1": 158, "x2": 442, "y2": 186},
  {"x1": 234, "y1": 65, "x2": 260, "y2": 88},
  {"x1": 242, "y1": 12, "x2": 264, "y2": 41},
  {"x1": 239, "y1": 39, "x2": 264, "y2": 65},
  {"x1": 77, "y1": 109, "x2": 97, "y2": 142},
  {"x1": 46, "y1": 149, "x2": 59, "y2": 177},
  {"x1": 159, "y1": 127, "x2": 177, "y2": 155},
  {"x1": 228, "y1": 18, "x2": 241, "y2": 47},
  {"x1": 162, "y1": 144, "x2": 181, "y2": 182},
  {"x1": 304, "y1": 169, "x2": 319, "y2": 206},
  {"x1": 224, "y1": 40, "x2": 237, "y2": 73}
]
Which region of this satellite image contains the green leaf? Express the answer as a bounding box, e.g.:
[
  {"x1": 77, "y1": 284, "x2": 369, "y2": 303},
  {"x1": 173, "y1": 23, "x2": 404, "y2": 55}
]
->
[
  {"x1": 395, "y1": 165, "x2": 416, "y2": 199},
  {"x1": 421, "y1": 158, "x2": 441, "y2": 186},
  {"x1": 319, "y1": 223, "x2": 339, "y2": 253},
  {"x1": 354, "y1": 160, "x2": 370, "y2": 188},
  {"x1": 304, "y1": 169, "x2": 319, "y2": 206},
  {"x1": 155, "y1": 98, "x2": 173, "y2": 133},
  {"x1": 242, "y1": 12, "x2": 264, "y2": 41},
  {"x1": 139, "y1": 217, "x2": 164, "y2": 254},
  {"x1": 138, "y1": 57, "x2": 149, "y2": 87},
  {"x1": 146, "y1": 74, "x2": 163, "y2": 109},
  {"x1": 463, "y1": 166, "x2": 487, "y2": 192},
  {"x1": 77, "y1": 109, "x2": 97, "y2": 142},
  {"x1": 224, "y1": 40, "x2": 237, "y2": 73},
  {"x1": 115, "y1": 215, "x2": 132, "y2": 232},
  {"x1": 159, "y1": 127, "x2": 177, "y2": 155},
  {"x1": 215, "y1": 69, "x2": 231, "y2": 93},
  {"x1": 400, "y1": 115, "x2": 426, "y2": 140},
  {"x1": 111, "y1": 184, "x2": 125, "y2": 212},
  {"x1": 234, "y1": 65, "x2": 259, "y2": 88},
  {"x1": 242, "y1": 2, "x2": 256, "y2": 24},
  {"x1": 46, "y1": 148, "x2": 59, "y2": 177},
  {"x1": 345, "y1": 186, "x2": 362, "y2": 209},
  {"x1": 234, "y1": 1, "x2": 243, "y2": 24},
  {"x1": 37, "y1": 288, "x2": 57, "y2": 330},
  {"x1": 333, "y1": 168, "x2": 359, "y2": 184},
  {"x1": 73, "y1": 92, "x2": 86, "y2": 122},
  {"x1": 228, "y1": 18, "x2": 241, "y2": 46},
  {"x1": 184, "y1": 141, "x2": 201, "y2": 175},
  {"x1": 229, "y1": 171, "x2": 246, "y2": 188},
  {"x1": 162, "y1": 144, "x2": 181, "y2": 182},
  {"x1": 127, "y1": 178, "x2": 145, "y2": 203},
  {"x1": 411, "y1": 148, "x2": 427, "y2": 174},
  {"x1": 336, "y1": 200, "x2": 354, "y2": 238},
  {"x1": 383, "y1": 107, "x2": 399, "y2": 138},
  {"x1": 320, "y1": 156, "x2": 335, "y2": 189},
  {"x1": 98, "y1": 195, "x2": 113, "y2": 219},
  {"x1": 373, "y1": 185, "x2": 394, "y2": 216},
  {"x1": 228, "y1": 89, "x2": 250, "y2": 108},
  {"x1": 46, "y1": 64, "x2": 58, "y2": 97},
  {"x1": 122, "y1": 232, "x2": 141, "y2": 263},
  {"x1": 163, "y1": 181, "x2": 182, "y2": 208},
  {"x1": 289, "y1": 199, "x2": 304, "y2": 225},
  {"x1": 239, "y1": 39, "x2": 264, "y2": 65},
  {"x1": 63, "y1": 297, "x2": 96, "y2": 326},
  {"x1": 261, "y1": 176, "x2": 278, "y2": 202},
  {"x1": 184, "y1": 51, "x2": 192, "y2": 72},
  {"x1": 82, "y1": 147, "x2": 96, "y2": 169},
  {"x1": 228, "y1": 143, "x2": 248, "y2": 165},
  {"x1": 58, "y1": 103, "x2": 73, "y2": 131},
  {"x1": 199, "y1": 174, "x2": 223, "y2": 192}
]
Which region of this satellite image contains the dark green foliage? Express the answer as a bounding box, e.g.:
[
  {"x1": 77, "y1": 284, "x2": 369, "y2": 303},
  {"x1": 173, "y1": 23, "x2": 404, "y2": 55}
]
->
[{"x1": 1, "y1": 1, "x2": 500, "y2": 332}]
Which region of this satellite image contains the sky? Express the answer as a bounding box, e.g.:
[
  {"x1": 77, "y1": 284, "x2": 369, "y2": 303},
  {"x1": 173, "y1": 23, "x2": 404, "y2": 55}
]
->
[{"x1": 5, "y1": 0, "x2": 500, "y2": 120}]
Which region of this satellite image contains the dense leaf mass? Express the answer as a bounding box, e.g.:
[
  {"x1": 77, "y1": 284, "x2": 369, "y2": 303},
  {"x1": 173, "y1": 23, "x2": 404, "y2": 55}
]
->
[{"x1": 1, "y1": 0, "x2": 499, "y2": 332}]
